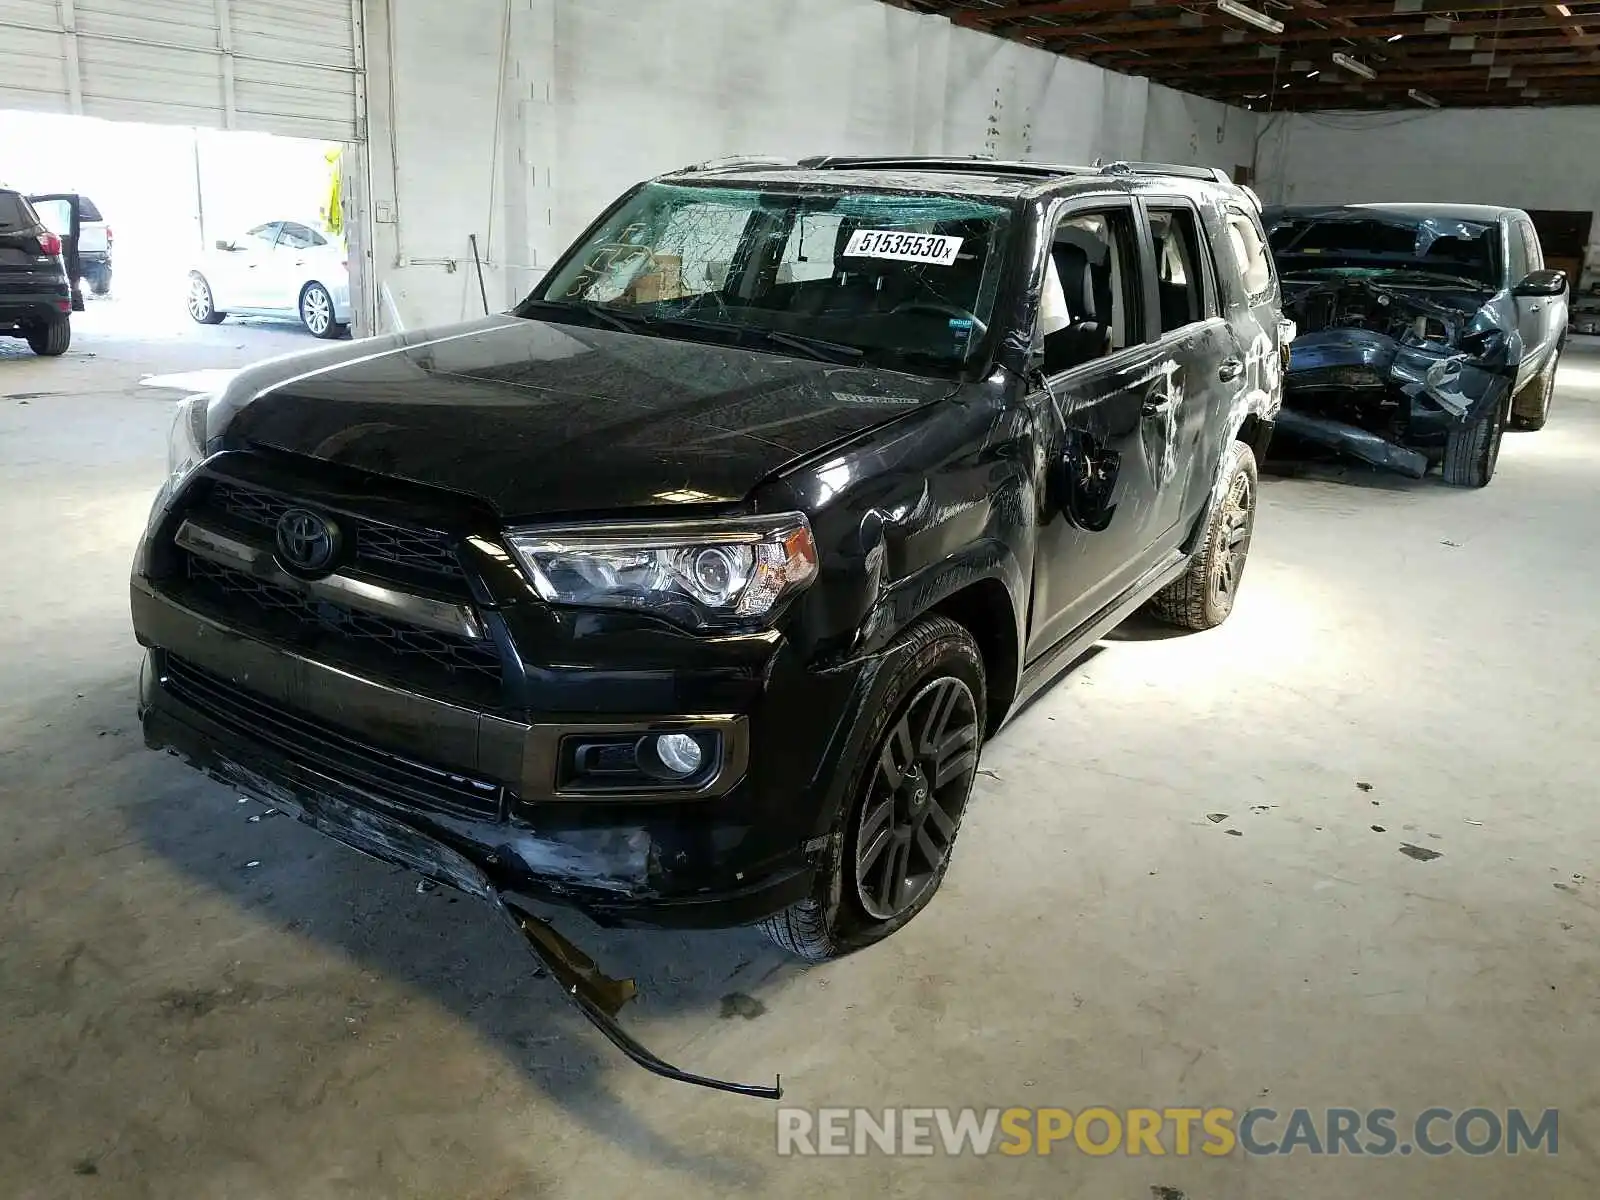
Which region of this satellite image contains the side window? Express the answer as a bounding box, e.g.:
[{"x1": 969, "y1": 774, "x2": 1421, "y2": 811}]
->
[
  {"x1": 1505, "y1": 222, "x2": 1529, "y2": 282},
  {"x1": 1223, "y1": 208, "x2": 1272, "y2": 300},
  {"x1": 278, "y1": 222, "x2": 326, "y2": 250},
  {"x1": 1038, "y1": 207, "x2": 1145, "y2": 375},
  {"x1": 244, "y1": 222, "x2": 282, "y2": 249},
  {"x1": 1520, "y1": 222, "x2": 1543, "y2": 273},
  {"x1": 1147, "y1": 206, "x2": 1213, "y2": 333}
]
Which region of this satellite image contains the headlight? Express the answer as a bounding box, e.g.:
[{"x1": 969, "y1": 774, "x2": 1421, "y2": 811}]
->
[
  {"x1": 148, "y1": 394, "x2": 211, "y2": 525},
  {"x1": 505, "y1": 513, "x2": 819, "y2": 630}
]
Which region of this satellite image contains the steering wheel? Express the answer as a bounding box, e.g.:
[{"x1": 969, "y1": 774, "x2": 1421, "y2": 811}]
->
[{"x1": 889, "y1": 301, "x2": 988, "y2": 337}]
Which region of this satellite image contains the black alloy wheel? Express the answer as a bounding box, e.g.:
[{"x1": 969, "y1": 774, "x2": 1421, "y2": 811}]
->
[
  {"x1": 1211, "y1": 465, "x2": 1255, "y2": 618},
  {"x1": 759, "y1": 615, "x2": 986, "y2": 960},
  {"x1": 852, "y1": 675, "x2": 980, "y2": 921}
]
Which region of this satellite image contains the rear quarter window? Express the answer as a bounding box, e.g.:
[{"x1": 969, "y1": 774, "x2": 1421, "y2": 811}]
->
[
  {"x1": 78, "y1": 197, "x2": 104, "y2": 222},
  {"x1": 0, "y1": 192, "x2": 34, "y2": 229},
  {"x1": 1223, "y1": 208, "x2": 1273, "y2": 301}
]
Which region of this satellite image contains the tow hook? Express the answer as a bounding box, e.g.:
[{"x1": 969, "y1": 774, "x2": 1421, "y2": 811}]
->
[{"x1": 492, "y1": 894, "x2": 784, "y2": 1100}]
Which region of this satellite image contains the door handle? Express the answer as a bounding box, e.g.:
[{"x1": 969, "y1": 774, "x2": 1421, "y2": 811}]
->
[
  {"x1": 1218, "y1": 358, "x2": 1245, "y2": 382},
  {"x1": 1529, "y1": 304, "x2": 1541, "y2": 312},
  {"x1": 1141, "y1": 397, "x2": 1172, "y2": 417}
]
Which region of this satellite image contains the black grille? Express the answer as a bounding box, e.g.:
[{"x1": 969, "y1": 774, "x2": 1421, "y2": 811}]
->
[
  {"x1": 179, "y1": 553, "x2": 502, "y2": 702},
  {"x1": 163, "y1": 654, "x2": 504, "y2": 821},
  {"x1": 204, "y1": 480, "x2": 466, "y2": 587}
]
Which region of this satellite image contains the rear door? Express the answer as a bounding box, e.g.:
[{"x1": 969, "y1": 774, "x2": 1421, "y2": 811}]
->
[
  {"x1": 1136, "y1": 195, "x2": 1236, "y2": 546},
  {"x1": 265, "y1": 222, "x2": 329, "y2": 309}
]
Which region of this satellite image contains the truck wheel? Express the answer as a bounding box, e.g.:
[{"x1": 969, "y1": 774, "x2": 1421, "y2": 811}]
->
[
  {"x1": 759, "y1": 615, "x2": 985, "y2": 961},
  {"x1": 1510, "y1": 358, "x2": 1557, "y2": 432},
  {"x1": 25, "y1": 316, "x2": 70, "y2": 356},
  {"x1": 1149, "y1": 440, "x2": 1258, "y2": 631},
  {"x1": 1442, "y1": 394, "x2": 1507, "y2": 487},
  {"x1": 188, "y1": 273, "x2": 227, "y2": 324}
]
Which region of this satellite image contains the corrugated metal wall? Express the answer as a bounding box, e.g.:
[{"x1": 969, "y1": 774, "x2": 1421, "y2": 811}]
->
[{"x1": 0, "y1": 0, "x2": 364, "y2": 141}]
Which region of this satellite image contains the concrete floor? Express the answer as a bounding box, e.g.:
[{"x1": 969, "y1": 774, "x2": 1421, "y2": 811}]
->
[{"x1": 3, "y1": 305, "x2": 1598, "y2": 1198}]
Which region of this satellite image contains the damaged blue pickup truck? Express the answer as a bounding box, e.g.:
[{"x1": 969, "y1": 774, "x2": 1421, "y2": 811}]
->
[{"x1": 1266, "y1": 204, "x2": 1568, "y2": 487}]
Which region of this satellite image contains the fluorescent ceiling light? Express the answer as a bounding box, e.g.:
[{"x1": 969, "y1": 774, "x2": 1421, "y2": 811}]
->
[
  {"x1": 1217, "y1": 0, "x2": 1286, "y2": 34},
  {"x1": 1556, "y1": 3, "x2": 1572, "y2": 15},
  {"x1": 1388, "y1": 33, "x2": 1404, "y2": 41},
  {"x1": 1407, "y1": 88, "x2": 1441, "y2": 107},
  {"x1": 1306, "y1": 69, "x2": 1320, "y2": 77},
  {"x1": 1332, "y1": 51, "x2": 1378, "y2": 79}
]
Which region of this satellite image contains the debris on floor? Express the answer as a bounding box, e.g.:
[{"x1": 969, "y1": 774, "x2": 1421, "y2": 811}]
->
[
  {"x1": 1206, "y1": 813, "x2": 1229, "y2": 823},
  {"x1": 1399, "y1": 844, "x2": 1443, "y2": 862}
]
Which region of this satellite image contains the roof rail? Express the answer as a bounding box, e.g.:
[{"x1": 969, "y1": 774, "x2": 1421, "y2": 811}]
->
[
  {"x1": 1097, "y1": 160, "x2": 1232, "y2": 184},
  {"x1": 798, "y1": 155, "x2": 1093, "y2": 180},
  {"x1": 676, "y1": 155, "x2": 797, "y2": 174}
]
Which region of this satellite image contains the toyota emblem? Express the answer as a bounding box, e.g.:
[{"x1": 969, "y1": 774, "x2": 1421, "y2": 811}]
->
[{"x1": 275, "y1": 508, "x2": 340, "y2": 575}]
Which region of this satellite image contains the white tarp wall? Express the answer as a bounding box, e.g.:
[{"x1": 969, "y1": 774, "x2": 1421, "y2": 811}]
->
[{"x1": 362, "y1": 0, "x2": 1259, "y2": 332}]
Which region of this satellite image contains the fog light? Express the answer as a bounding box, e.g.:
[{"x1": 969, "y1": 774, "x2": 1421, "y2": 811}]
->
[{"x1": 654, "y1": 732, "x2": 703, "y2": 776}]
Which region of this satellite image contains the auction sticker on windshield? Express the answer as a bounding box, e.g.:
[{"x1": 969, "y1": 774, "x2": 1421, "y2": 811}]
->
[{"x1": 843, "y1": 230, "x2": 963, "y2": 266}]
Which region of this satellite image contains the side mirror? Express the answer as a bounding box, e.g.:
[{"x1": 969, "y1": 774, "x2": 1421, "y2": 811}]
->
[
  {"x1": 1514, "y1": 269, "x2": 1566, "y2": 298},
  {"x1": 215, "y1": 239, "x2": 237, "y2": 252}
]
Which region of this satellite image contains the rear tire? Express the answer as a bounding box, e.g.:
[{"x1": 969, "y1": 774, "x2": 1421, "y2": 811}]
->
[
  {"x1": 300, "y1": 282, "x2": 342, "y2": 339},
  {"x1": 26, "y1": 316, "x2": 70, "y2": 356},
  {"x1": 1149, "y1": 441, "x2": 1258, "y2": 631},
  {"x1": 759, "y1": 615, "x2": 985, "y2": 961},
  {"x1": 187, "y1": 273, "x2": 226, "y2": 324},
  {"x1": 1442, "y1": 394, "x2": 1507, "y2": 487},
  {"x1": 88, "y1": 269, "x2": 111, "y2": 297}
]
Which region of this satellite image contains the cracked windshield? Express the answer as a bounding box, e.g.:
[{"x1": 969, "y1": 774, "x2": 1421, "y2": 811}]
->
[
  {"x1": 526, "y1": 181, "x2": 1014, "y2": 374},
  {"x1": 1268, "y1": 215, "x2": 1500, "y2": 288}
]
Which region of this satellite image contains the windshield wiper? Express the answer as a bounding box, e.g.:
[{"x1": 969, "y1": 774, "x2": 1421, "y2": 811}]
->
[
  {"x1": 755, "y1": 329, "x2": 864, "y2": 365},
  {"x1": 519, "y1": 298, "x2": 657, "y2": 335}
]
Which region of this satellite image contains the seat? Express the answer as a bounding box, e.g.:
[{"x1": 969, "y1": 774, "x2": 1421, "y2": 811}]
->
[{"x1": 1042, "y1": 241, "x2": 1111, "y2": 373}]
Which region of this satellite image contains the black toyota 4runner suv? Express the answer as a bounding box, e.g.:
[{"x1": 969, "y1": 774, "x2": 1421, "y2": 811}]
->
[{"x1": 133, "y1": 158, "x2": 1284, "y2": 965}]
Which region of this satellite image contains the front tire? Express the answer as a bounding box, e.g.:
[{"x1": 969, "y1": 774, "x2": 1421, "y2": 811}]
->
[
  {"x1": 1442, "y1": 394, "x2": 1508, "y2": 487},
  {"x1": 187, "y1": 273, "x2": 226, "y2": 324},
  {"x1": 300, "y1": 282, "x2": 342, "y2": 339},
  {"x1": 26, "y1": 316, "x2": 70, "y2": 356},
  {"x1": 1150, "y1": 440, "x2": 1258, "y2": 631},
  {"x1": 1510, "y1": 357, "x2": 1558, "y2": 432},
  {"x1": 760, "y1": 615, "x2": 985, "y2": 961}
]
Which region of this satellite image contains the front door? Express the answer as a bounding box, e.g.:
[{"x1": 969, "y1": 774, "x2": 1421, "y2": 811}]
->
[{"x1": 1025, "y1": 198, "x2": 1182, "y2": 660}]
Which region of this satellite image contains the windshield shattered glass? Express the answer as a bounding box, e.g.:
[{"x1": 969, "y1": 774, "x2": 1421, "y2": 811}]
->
[
  {"x1": 527, "y1": 182, "x2": 1014, "y2": 373},
  {"x1": 1267, "y1": 215, "x2": 1501, "y2": 287}
]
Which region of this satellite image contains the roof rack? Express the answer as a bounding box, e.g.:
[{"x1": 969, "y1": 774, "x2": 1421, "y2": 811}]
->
[
  {"x1": 1096, "y1": 161, "x2": 1232, "y2": 184},
  {"x1": 797, "y1": 155, "x2": 1094, "y2": 180}
]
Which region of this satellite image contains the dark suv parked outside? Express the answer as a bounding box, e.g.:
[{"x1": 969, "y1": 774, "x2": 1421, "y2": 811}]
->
[
  {"x1": 0, "y1": 188, "x2": 73, "y2": 356},
  {"x1": 133, "y1": 158, "x2": 1284, "y2": 967}
]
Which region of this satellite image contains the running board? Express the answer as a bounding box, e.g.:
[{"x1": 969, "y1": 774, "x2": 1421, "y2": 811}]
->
[{"x1": 1008, "y1": 549, "x2": 1191, "y2": 719}]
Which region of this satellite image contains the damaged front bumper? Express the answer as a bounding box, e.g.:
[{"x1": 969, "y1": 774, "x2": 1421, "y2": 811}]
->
[
  {"x1": 1279, "y1": 328, "x2": 1515, "y2": 476},
  {"x1": 138, "y1": 641, "x2": 791, "y2": 1098}
]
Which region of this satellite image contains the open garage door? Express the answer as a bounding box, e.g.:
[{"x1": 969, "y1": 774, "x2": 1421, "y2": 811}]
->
[{"x1": 0, "y1": 0, "x2": 363, "y2": 141}]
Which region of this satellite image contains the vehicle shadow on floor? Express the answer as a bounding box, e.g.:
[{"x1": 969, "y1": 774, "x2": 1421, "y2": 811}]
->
[{"x1": 105, "y1": 678, "x2": 798, "y2": 1184}]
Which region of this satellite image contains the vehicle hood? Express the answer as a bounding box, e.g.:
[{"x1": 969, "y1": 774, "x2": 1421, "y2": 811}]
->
[{"x1": 210, "y1": 315, "x2": 955, "y2": 519}]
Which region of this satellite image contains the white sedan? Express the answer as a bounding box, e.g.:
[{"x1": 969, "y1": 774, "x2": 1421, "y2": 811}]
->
[{"x1": 187, "y1": 220, "x2": 351, "y2": 338}]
